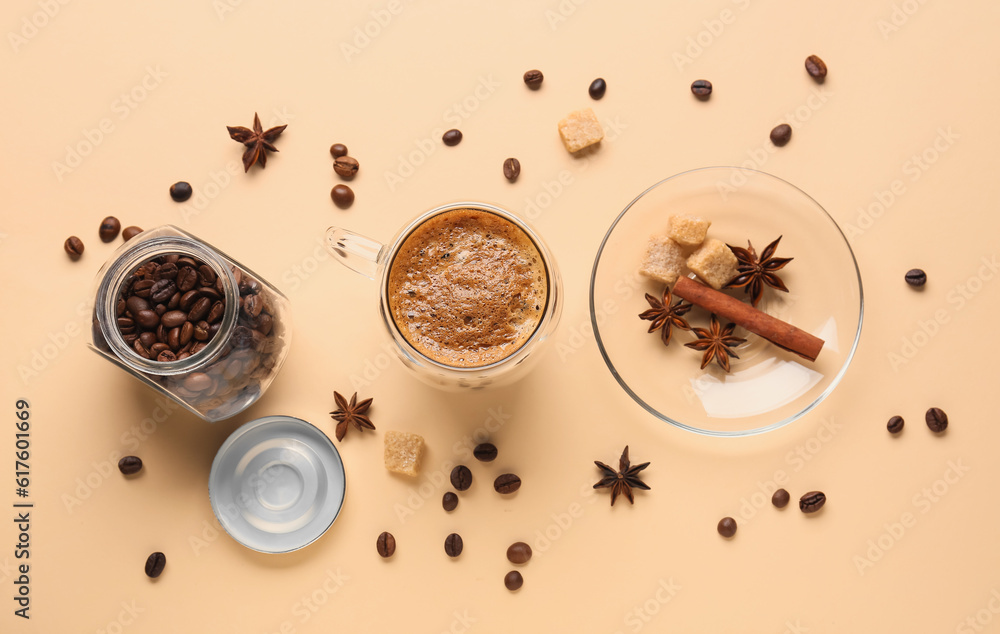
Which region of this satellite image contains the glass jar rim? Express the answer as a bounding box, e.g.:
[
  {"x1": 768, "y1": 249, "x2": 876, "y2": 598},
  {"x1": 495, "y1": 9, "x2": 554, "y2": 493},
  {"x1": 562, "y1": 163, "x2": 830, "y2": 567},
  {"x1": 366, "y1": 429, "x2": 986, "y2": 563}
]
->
[{"x1": 96, "y1": 234, "x2": 239, "y2": 376}]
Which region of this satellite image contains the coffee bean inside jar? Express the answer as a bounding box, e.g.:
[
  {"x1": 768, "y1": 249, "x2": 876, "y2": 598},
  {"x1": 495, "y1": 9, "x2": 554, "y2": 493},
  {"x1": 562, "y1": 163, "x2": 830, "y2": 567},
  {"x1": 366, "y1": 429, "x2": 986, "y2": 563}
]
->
[{"x1": 91, "y1": 227, "x2": 291, "y2": 423}]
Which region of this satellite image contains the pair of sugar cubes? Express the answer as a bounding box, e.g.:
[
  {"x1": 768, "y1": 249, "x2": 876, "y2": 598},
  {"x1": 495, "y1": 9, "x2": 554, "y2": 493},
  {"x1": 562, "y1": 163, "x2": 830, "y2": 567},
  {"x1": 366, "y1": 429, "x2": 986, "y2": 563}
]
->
[{"x1": 639, "y1": 215, "x2": 739, "y2": 289}]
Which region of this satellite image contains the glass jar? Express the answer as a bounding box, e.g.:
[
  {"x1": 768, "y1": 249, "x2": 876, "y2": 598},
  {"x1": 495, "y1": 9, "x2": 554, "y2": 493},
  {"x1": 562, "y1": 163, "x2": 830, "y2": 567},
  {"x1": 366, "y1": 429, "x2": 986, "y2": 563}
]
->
[{"x1": 90, "y1": 225, "x2": 291, "y2": 422}]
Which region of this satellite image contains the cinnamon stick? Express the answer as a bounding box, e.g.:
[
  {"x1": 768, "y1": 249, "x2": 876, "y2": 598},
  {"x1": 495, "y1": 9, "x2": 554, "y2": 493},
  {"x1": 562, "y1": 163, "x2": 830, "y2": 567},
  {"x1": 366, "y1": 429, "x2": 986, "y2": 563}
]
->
[{"x1": 673, "y1": 276, "x2": 824, "y2": 362}]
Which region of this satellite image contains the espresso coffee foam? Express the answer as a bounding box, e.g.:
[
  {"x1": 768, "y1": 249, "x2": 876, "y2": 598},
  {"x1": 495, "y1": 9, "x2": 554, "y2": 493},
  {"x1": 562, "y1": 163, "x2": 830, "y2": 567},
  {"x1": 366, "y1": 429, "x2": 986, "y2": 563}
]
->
[{"x1": 387, "y1": 208, "x2": 548, "y2": 368}]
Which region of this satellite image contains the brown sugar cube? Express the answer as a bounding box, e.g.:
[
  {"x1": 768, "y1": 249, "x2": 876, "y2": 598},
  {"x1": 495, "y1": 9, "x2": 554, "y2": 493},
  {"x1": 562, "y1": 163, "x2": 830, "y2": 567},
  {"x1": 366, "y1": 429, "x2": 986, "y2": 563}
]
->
[
  {"x1": 384, "y1": 431, "x2": 425, "y2": 477},
  {"x1": 686, "y1": 238, "x2": 739, "y2": 290},
  {"x1": 667, "y1": 214, "x2": 712, "y2": 247},
  {"x1": 557, "y1": 108, "x2": 605, "y2": 153},
  {"x1": 638, "y1": 235, "x2": 686, "y2": 286}
]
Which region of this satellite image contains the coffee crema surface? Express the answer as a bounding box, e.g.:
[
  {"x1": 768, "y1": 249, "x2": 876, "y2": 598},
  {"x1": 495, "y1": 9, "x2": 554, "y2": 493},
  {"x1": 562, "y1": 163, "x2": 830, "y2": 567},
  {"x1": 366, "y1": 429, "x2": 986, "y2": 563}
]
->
[{"x1": 387, "y1": 208, "x2": 548, "y2": 368}]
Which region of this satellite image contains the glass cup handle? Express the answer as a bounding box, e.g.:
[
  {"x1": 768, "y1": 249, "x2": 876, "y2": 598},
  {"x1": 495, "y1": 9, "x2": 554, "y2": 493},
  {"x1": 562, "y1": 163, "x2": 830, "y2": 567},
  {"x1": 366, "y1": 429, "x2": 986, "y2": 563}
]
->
[{"x1": 325, "y1": 227, "x2": 386, "y2": 280}]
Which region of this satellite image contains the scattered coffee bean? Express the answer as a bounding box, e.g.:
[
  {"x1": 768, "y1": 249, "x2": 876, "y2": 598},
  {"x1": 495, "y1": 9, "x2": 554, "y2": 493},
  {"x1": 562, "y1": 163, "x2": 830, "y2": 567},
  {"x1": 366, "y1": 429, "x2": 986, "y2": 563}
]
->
[
  {"x1": 450, "y1": 465, "x2": 473, "y2": 491},
  {"x1": 473, "y1": 442, "x2": 498, "y2": 462},
  {"x1": 329, "y1": 143, "x2": 348, "y2": 158},
  {"x1": 887, "y1": 415, "x2": 905, "y2": 434},
  {"x1": 588, "y1": 77, "x2": 607, "y2": 100},
  {"x1": 717, "y1": 517, "x2": 737, "y2": 538},
  {"x1": 333, "y1": 155, "x2": 359, "y2": 179},
  {"x1": 99, "y1": 216, "x2": 122, "y2": 242},
  {"x1": 503, "y1": 158, "x2": 521, "y2": 182},
  {"x1": 169, "y1": 181, "x2": 193, "y2": 202},
  {"x1": 690, "y1": 79, "x2": 713, "y2": 99},
  {"x1": 504, "y1": 570, "x2": 523, "y2": 591},
  {"x1": 506, "y1": 542, "x2": 532, "y2": 564},
  {"x1": 444, "y1": 533, "x2": 463, "y2": 557},
  {"x1": 122, "y1": 226, "x2": 143, "y2": 241},
  {"x1": 144, "y1": 551, "x2": 166, "y2": 578},
  {"x1": 118, "y1": 455, "x2": 143, "y2": 475},
  {"x1": 905, "y1": 268, "x2": 927, "y2": 287},
  {"x1": 494, "y1": 473, "x2": 521, "y2": 494},
  {"x1": 805, "y1": 55, "x2": 828, "y2": 81},
  {"x1": 799, "y1": 491, "x2": 826, "y2": 513},
  {"x1": 772, "y1": 488, "x2": 790, "y2": 508},
  {"x1": 770, "y1": 124, "x2": 792, "y2": 147},
  {"x1": 523, "y1": 69, "x2": 543, "y2": 89},
  {"x1": 925, "y1": 407, "x2": 948, "y2": 432},
  {"x1": 331, "y1": 184, "x2": 355, "y2": 209},
  {"x1": 442, "y1": 129, "x2": 463, "y2": 146},
  {"x1": 376, "y1": 531, "x2": 396, "y2": 558},
  {"x1": 442, "y1": 491, "x2": 459, "y2": 512},
  {"x1": 64, "y1": 236, "x2": 85, "y2": 258}
]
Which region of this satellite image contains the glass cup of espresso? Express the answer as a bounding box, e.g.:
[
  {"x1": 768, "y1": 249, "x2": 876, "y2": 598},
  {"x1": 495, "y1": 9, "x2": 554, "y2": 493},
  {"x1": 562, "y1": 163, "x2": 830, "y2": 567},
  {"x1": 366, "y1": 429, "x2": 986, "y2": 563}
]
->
[{"x1": 326, "y1": 202, "x2": 562, "y2": 390}]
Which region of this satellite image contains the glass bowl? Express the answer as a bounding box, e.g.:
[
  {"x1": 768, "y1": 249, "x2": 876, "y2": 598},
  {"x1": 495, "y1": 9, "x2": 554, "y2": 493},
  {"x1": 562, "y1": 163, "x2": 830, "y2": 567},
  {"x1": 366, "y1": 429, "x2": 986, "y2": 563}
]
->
[
  {"x1": 590, "y1": 167, "x2": 863, "y2": 436},
  {"x1": 209, "y1": 416, "x2": 346, "y2": 553}
]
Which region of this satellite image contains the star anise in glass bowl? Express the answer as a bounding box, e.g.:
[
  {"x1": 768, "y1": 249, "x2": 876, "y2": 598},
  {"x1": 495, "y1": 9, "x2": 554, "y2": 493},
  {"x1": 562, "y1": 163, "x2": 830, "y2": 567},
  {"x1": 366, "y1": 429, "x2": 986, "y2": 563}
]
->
[
  {"x1": 684, "y1": 314, "x2": 746, "y2": 373},
  {"x1": 638, "y1": 286, "x2": 692, "y2": 346},
  {"x1": 725, "y1": 236, "x2": 793, "y2": 307}
]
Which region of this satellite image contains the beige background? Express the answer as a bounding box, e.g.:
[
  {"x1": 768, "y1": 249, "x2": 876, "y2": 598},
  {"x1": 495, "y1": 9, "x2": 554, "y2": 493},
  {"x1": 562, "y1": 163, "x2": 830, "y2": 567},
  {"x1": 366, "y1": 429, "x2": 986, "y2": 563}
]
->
[{"x1": 3, "y1": 0, "x2": 999, "y2": 632}]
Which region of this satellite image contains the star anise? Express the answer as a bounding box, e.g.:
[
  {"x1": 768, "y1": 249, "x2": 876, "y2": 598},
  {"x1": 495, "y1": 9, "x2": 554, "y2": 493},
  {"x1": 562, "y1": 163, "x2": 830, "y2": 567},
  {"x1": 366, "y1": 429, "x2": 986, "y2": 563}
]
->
[
  {"x1": 330, "y1": 391, "x2": 375, "y2": 441},
  {"x1": 638, "y1": 287, "x2": 692, "y2": 346},
  {"x1": 593, "y1": 446, "x2": 650, "y2": 506},
  {"x1": 684, "y1": 314, "x2": 746, "y2": 372},
  {"x1": 724, "y1": 236, "x2": 793, "y2": 307},
  {"x1": 226, "y1": 112, "x2": 287, "y2": 172}
]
